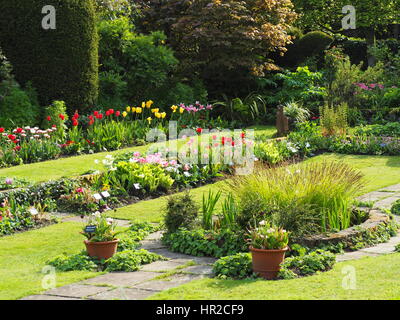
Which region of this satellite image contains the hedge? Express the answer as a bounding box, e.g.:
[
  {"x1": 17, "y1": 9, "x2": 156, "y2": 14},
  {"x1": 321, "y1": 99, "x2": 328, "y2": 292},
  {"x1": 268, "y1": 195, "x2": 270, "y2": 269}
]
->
[{"x1": 0, "y1": 0, "x2": 99, "y2": 113}]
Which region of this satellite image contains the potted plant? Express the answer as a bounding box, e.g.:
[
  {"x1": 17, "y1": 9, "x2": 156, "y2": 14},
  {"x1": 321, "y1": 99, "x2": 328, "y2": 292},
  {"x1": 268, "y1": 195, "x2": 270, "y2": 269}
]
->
[
  {"x1": 248, "y1": 221, "x2": 289, "y2": 280},
  {"x1": 81, "y1": 212, "x2": 121, "y2": 260}
]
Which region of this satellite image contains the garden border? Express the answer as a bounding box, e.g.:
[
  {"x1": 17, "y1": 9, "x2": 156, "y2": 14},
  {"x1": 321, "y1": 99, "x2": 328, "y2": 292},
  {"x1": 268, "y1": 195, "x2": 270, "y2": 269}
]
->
[{"x1": 298, "y1": 209, "x2": 391, "y2": 247}]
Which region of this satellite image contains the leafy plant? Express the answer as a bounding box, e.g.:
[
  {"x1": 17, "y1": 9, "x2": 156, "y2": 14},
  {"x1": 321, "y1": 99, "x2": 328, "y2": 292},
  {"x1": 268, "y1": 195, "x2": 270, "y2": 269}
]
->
[
  {"x1": 202, "y1": 190, "x2": 222, "y2": 230},
  {"x1": 81, "y1": 212, "x2": 122, "y2": 242},
  {"x1": 212, "y1": 253, "x2": 254, "y2": 279},
  {"x1": 248, "y1": 221, "x2": 289, "y2": 250},
  {"x1": 47, "y1": 252, "x2": 98, "y2": 272},
  {"x1": 105, "y1": 249, "x2": 164, "y2": 272},
  {"x1": 391, "y1": 200, "x2": 400, "y2": 215},
  {"x1": 164, "y1": 192, "x2": 199, "y2": 234}
]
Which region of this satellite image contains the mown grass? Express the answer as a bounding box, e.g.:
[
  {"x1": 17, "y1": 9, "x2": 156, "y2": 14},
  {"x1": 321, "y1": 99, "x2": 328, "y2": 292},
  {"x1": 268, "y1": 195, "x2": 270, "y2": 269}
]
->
[
  {"x1": 149, "y1": 253, "x2": 400, "y2": 300},
  {"x1": 0, "y1": 222, "x2": 101, "y2": 300}
]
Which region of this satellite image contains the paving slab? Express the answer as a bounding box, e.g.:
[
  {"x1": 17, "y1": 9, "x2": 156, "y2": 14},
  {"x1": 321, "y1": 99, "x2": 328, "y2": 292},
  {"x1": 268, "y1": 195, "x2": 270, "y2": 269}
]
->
[
  {"x1": 379, "y1": 184, "x2": 400, "y2": 192},
  {"x1": 141, "y1": 260, "x2": 187, "y2": 272},
  {"x1": 139, "y1": 240, "x2": 167, "y2": 250},
  {"x1": 44, "y1": 284, "x2": 110, "y2": 298},
  {"x1": 336, "y1": 250, "x2": 379, "y2": 262},
  {"x1": 374, "y1": 196, "x2": 400, "y2": 209},
  {"x1": 83, "y1": 271, "x2": 159, "y2": 287},
  {"x1": 150, "y1": 249, "x2": 217, "y2": 265},
  {"x1": 360, "y1": 243, "x2": 397, "y2": 255},
  {"x1": 62, "y1": 215, "x2": 131, "y2": 227},
  {"x1": 88, "y1": 288, "x2": 154, "y2": 300},
  {"x1": 182, "y1": 265, "x2": 214, "y2": 275},
  {"x1": 134, "y1": 274, "x2": 204, "y2": 292},
  {"x1": 21, "y1": 294, "x2": 82, "y2": 300},
  {"x1": 146, "y1": 231, "x2": 164, "y2": 241},
  {"x1": 357, "y1": 191, "x2": 394, "y2": 202}
]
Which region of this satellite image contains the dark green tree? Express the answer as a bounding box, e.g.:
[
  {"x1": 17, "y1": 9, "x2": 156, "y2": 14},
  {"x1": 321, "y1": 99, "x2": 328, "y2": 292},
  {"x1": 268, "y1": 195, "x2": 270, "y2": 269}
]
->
[{"x1": 0, "y1": 0, "x2": 99, "y2": 113}]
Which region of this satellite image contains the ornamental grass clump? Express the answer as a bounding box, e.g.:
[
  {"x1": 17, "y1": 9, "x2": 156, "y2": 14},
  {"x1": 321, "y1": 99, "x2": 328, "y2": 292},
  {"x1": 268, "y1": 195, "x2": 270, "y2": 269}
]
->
[{"x1": 227, "y1": 161, "x2": 364, "y2": 233}]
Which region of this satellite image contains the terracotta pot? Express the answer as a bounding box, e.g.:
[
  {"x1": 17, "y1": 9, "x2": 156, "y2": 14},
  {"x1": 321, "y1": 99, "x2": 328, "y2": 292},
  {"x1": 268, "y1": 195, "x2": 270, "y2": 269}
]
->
[
  {"x1": 84, "y1": 239, "x2": 119, "y2": 260},
  {"x1": 250, "y1": 246, "x2": 288, "y2": 280}
]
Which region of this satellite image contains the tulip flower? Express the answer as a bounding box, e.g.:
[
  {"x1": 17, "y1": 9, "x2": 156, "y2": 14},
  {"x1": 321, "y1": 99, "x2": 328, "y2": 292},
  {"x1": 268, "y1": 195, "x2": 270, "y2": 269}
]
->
[
  {"x1": 126, "y1": 106, "x2": 131, "y2": 112},
  {"x1": 136, "y1": 107, "x2": 143, "y2": 114},
  {"x1": 146, "y1": 100, "x2": 153, "y2": 108},
  {"x1": 122, "y1": 111, "x2": 128, "y2": 117},
  {"x1": 147, "y1": 117, "x2": 152, "y2": 124}
]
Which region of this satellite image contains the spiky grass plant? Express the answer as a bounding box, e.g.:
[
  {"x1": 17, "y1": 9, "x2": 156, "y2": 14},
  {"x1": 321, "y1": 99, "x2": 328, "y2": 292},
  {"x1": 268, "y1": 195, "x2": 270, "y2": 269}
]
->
[{"x1": 226, "y1": 161, "x2": 364, "y2": 233}]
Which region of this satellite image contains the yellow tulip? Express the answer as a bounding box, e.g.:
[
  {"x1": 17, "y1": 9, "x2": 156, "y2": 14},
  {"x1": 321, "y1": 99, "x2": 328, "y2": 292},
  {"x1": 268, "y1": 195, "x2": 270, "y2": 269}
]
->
[
  {"x1": 131, "y1": 107, "x2": 136, "y2": 113},
  {"x1": 155, "y1": 112, "x2": 162, "y2": 119},
  {"x1": 151, "y1": 108, "x2": 159, "y2": 114},
  {"x1": 136, "y1": 107, "x2": 143, "y2": 114},
  {"x1": 142, "y1": 102, "x2": 146, "y2": 109},
  {"x1": 171, "y1": 105, "x2": 178, "y2": 113},
  {"x1": 122, "y1": 111, "x2": 128, "y2": 117},
  {"x1": 126, "y1": 106, "x2": 131, "y2": 112},
  {"x1": 161, "y1": 112, "x2": 167, "y2": 119},
  {"x1": 146, "y1": 100, "x2": 154, "y2": 108},
  {"x1": 179, "y1": 107, "x2": 184, "y2": 114},
  {"x1": 147, "y1": 117, "x2": 152, "y2": 124}
]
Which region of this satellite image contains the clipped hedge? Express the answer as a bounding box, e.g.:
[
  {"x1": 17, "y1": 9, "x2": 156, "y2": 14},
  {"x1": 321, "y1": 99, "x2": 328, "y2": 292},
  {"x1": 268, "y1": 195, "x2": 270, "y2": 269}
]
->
[{"x1": 0, "y1": 0, "x2": 99, "y2": 113}]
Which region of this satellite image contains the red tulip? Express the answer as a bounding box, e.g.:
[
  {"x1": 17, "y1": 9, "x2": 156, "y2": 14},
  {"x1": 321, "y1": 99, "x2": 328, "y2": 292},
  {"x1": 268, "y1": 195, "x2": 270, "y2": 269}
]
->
[
  {"x1": 0, "y1": 128, "x2": 4, "y2": 133},
  {"x1": 196, "y1": 128, "x2": 202, "y2": 134},
  {"x1": 94, "y1": 111, "x2": 99, "y2": 116},
  {"x1": 241, "y1": 132, "x2": 245, "y2": 139},
  {"x1": 115, "y1": 111, "x2": 121, "y2": 117},
  {"x1": 59, "y1": 114, "x2": 65, "y2": 121},
  {"x1": 16, "y1": 128, "x2": 23, "y2": 133},
  {"x1": 46, "y1": 116, "x2": 51, "y2": 121},
  {"x1": 8, "y1": 134, "x2": 16, "y2": 141},
  {"x1": 72, "y1": 120, "x2": 78, "y2": 126},
  {"x1": 106, "y1": 110, "x2": 111, "y2": 117}
]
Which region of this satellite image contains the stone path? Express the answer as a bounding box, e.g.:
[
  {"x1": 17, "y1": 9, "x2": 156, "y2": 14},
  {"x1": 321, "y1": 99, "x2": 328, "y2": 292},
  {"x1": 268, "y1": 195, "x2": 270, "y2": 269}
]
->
[
  {"x1": 336, "y1": 184, "x2": 400, "y2": 262},
  {"x1": 22, "y1": 230, "x2": 216, "y2": 300},
  {"x1": 22, "y1": 184, "x2": 400, "y2": 300}
]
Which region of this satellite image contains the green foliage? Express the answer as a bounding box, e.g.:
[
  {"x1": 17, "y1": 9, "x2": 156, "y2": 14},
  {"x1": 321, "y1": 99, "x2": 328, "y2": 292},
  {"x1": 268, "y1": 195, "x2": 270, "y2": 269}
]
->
[
  {"x1": 202, "y1": 190, "x2": 222, "y2": 230},
  {"x1": 395, "y1": 243, "x2": 400, "y2": 253},
  {"x1": 47, "y1": 252, "x2": 98, "y2": 271},
  {"x1": 283, "y1": 102, "x2": 310, "y2": 124},
  {"x1": 0, "y1": 84, "x2": 40, "y2": 128},
  {"x1": 0, "y1": 0, "x2": 99, "y2": 112},
  {"x1": 138, "y1": 0, "x2": 297, "y2": 96},
  {"x1": 97, "y1": 16, "x2": 178, "y2": 105},
  {"x1": 105, "y1": 249, "x2": 164, "y2": 272},
  {"x1": 391, "y1": 200, "x2": 400, "y2": 215},
  {"x1": 248, "y1": 222, "x2": 289, "y2": 250},
  {"x1": 212, "y1": 253, "x2": 253, "y2": 280},
  {"x1": 283, "y1": 31, "x2": 333, "y2": 66},
  {"x1": 228, "y1": 161, "x2": 364, "y2": 232},
  {"x1": 354, "y1": 122, "x2": 400, "y2": 137},
  {"x1": 320, "y1": 103, "x2": 348, "y2": 136},
  {"x1": 271, "y1": 67, "x2": 327, "y2": 112},
  {"x1": 279, "y1": 249, "x2": 336, "y2": 278},
  {"x1": 162, "y1": 228, "x2": 248, "y2": 258},
  {"x1": 42, "y1": 101, "x2": 68, "y2": 140},
  {"x1": 81, "y1": 213, "x2": 121, "y2": 242},
  {"x1": 164, "y1": 192, "x2": 199, "y2": 234}
]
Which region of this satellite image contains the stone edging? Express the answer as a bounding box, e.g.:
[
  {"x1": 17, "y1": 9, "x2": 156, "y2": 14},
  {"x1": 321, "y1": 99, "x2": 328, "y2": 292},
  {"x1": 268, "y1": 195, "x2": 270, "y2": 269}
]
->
[{"x1": 298, "y1": 209, "x2": 391, "y2": 247}]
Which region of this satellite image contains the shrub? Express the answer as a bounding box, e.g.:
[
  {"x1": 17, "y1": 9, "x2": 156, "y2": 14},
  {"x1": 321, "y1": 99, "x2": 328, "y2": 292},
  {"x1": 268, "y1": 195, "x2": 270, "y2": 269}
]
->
[
  {"x1": 279, "y1": 249, "x2": 336, "y2": 277},
  {"x1": 164, "y1": 192, "x2": 199, "y2": 234},
  {"x1": 212, "y1": 253, "x2": 253, "y2": 279},
  {"x1": 227, "y1": 161, "x2": 364, "y2": 232},
  {"x1": 105, "y1": 249, "x2": 163, "y2": 272},
  {"x1": 254, "y1": 141, "x2": 284, "y2": 165},
  {"x1": 0, "y1": 0, "x2": 99, "y2": 112},
  {"x1": 138, "y1": 0, "x2": 297, "y2": 96},
  {"x1": 42, "y1": 101, "x2": 69, "y2": 141},
  {"x1": 47, "y1": 252, "x2": 98, "y2": 271},
  {"x1": 162, "y1": 228, "x2": 248, "y2": 258},
  {"x1": 97, "y1": 16, "x2": 178, "y2": 104},
  {"x1": 319, "y1": 103, "x2": 348, "y2": 136},
  {"x1": 391, "y1": 200, "x2": 400, "y2": 215},
  {"x1": 0, "y1": 84, "x2": 40, "y2": 128},
  {"x1": 283, "y1": 31, "x2": 333, "y2": 66}
]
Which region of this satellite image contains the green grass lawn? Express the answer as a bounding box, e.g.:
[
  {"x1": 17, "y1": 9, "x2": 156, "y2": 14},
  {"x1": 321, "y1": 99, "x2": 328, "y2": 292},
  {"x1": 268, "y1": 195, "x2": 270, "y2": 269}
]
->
[
  {"x1": 109, "y1": 180, "x2": 228, "y2": 222},
  {"x1": 149, "y1": 253, "x2": 400, "y2": 300},
  {"x1": 0, "y1": 222, "x2": 101, "y2": 300},
  {"x1": 304, "y1": 153, "x2": 400, "y2": 193}
]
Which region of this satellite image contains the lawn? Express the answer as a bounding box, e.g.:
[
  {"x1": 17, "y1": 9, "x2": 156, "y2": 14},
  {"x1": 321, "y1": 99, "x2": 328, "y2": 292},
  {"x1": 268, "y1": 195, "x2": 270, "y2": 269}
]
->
[
  {"x1": 304, "y1": 153, "x2": 400, "y2": 193},
  {"x1": 148, "y1": 253, "x2": 400, "y2": 300},
  {"x1": 0, "y1": 222, "x2": 101, "y2": 300}
]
